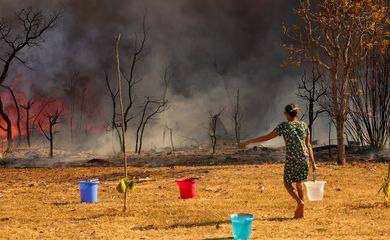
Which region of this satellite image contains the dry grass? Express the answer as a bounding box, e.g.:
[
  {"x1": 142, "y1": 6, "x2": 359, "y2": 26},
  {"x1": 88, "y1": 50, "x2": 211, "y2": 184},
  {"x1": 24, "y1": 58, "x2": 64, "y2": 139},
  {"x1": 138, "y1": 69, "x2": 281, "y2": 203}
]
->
[{"x1": 0, "y1": 162, "x2": 389, "y2": 240}]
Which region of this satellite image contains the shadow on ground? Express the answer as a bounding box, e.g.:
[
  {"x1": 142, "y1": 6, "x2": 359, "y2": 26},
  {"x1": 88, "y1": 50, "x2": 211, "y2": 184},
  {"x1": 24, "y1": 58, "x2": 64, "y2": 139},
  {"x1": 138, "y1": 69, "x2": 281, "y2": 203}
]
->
[
  {"x1": 202, "y1": 238, "x2": 234, "y2": 240},
  {"x1": 131, "y1": 220, "x2": 231, "y2": 231},
  {"x1": 264, "y1": 217, "x2": 292, "y2": 222}
]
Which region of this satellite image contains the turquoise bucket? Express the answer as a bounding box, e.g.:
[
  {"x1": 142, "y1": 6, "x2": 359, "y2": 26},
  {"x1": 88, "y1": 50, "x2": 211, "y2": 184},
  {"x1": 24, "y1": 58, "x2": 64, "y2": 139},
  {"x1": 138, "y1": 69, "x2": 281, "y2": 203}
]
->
[{"x1": 230, "y1": 213, "x2": 255, "y2": 240}]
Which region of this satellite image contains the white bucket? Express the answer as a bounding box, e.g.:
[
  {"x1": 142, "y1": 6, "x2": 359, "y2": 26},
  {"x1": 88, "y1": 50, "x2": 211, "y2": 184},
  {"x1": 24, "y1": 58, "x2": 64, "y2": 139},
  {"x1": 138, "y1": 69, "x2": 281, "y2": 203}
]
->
[{"x1": 304, "y1": 181, "x2": 326, "y2": 201}]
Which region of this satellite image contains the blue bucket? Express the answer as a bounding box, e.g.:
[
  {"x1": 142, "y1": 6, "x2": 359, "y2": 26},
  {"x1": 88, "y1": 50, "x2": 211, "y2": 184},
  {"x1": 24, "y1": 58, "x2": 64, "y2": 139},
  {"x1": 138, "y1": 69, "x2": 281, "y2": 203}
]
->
[
  {"x1": 230, "y1": 213, "x2": 255, "y2": 240},
  {"x1": 79, "y1": 179, "x2": 99, "y2": 203}
]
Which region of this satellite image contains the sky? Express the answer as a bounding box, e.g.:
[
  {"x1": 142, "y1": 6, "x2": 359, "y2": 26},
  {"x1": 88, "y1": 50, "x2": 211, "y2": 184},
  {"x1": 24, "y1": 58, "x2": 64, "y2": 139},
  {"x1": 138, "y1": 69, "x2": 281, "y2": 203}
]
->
[{"x1": 0, "y1": 0, "x2": 331, "y2": 151}]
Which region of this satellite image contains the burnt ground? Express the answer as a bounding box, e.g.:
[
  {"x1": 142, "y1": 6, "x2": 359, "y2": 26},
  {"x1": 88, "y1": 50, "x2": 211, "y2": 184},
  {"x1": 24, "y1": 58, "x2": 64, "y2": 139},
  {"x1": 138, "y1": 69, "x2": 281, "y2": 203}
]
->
[{"x1": 0, "y1": 145, "x2": 389, "y2": 169}]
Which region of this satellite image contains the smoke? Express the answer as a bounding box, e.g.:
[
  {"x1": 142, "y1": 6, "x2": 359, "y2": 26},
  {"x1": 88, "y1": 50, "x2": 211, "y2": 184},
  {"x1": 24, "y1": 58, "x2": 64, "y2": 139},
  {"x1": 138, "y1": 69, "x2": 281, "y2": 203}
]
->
[{"x1": 0, "y1": 0, "x2": 320, "y2": 153}]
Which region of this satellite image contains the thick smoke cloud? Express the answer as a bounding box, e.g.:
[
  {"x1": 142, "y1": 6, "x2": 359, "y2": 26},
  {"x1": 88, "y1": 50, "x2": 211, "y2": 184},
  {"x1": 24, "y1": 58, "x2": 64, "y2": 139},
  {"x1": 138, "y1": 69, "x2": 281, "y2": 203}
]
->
[{"x1": 1, "y1": 0, "x2": 320, "y2": 151}]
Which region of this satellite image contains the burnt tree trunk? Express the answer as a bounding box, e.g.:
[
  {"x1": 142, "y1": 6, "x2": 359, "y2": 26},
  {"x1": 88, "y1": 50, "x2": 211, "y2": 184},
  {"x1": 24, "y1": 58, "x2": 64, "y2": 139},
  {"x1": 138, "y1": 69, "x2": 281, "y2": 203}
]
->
[
  {"x1": 0, "y1": 97, "x2": 12, "y2": 150},
  {"x1": 169, "y1": 128, "x2": 174, "y2": 153},
  {"x1": 209, "y1": 110, "x2": 223, "y2": 154},
  {"x1": 49, "y1": 120, "x2": 53, "y2": 158},
  {"x1": 25, "y1": 106, "x2": 31, "y2": 147},
  {"x1": 78, "y1": 87, "x2": 86, "y2": 139},
  {"x1": 38, "y1": 109, "x2": 62, "y2": 158},
  {"x1": 308, "y1": 100, "x2": 314, "y2": 140},
  {"x1": 233, "y1": 88, "x2": 243, "y2": 147},
  {"x1": 135, "y1": 98, "x2": 149, "y2": 153},
  {"x1": 328, "y1": 120, "x2": 332, "y2": 158},
  {"x1": 21, "y1": 100, "x2": 34, "y2": 147},
  {"x1": 336, "y1": 117, "x2": 346, "y2": 165},
  {"x1": 2, "y1": 86, "x2": 22, "y2": 145}
]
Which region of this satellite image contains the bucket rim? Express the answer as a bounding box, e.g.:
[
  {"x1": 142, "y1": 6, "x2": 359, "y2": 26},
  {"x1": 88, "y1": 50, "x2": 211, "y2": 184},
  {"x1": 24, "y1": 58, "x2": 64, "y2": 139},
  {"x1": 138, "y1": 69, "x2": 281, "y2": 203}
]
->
[
  {"x1": 79, "y1": 180, "x2": 99, "y2": 184},
  {"x1": 230, "y1": 213, "x2": 255, "y2": 221},
  {"x1": 304, "y1": 181, "x2": 326, "y2": 184},
  {"x1": 176, "y1": 178, "x2": 197, "y2": 183}
]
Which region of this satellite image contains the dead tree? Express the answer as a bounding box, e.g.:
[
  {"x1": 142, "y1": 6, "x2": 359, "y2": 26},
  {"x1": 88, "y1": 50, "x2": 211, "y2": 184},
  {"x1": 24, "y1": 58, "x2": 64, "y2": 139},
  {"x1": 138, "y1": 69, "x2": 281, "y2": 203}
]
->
[
  {"x1": 283, "y1": 0, "x2": 388, "y2": 165},
  {"x1": 296, "y1": 67, "x2": 326, "y2": 140},
  {"x1": 31, "y1": 99, "x2": 54, "y2": 141},
  {"x1": 209, "y1": 109, "x2": 224, "y2": 154},
  {"x1": 0, "y1": 85, "x2": 22, "y2": 145},
  {"x1": 232, "y1": 88, "x2": 243, "y2": 147},
  {"x1": 135, "y1": 68, "x2": 169, "y2": 155},
  {"x1": 168, "y1": 127, "x2": 174, "y2": 153},
  {"x1": 163, "y1": 125, "x2": 175, "y2": 153},
  {"x1": 122, "y1": 14, "x2": 148, "y2": 132},
  {"x1": 136, "y1": 97, "x2": 168, "y2": 154},
  {"x1": 63, "y1": 71, "x2": 79, "y2": 140},
  {"x1": 346, "y1": 48, "x2": 390, "y2": 149},
  {"x1": 38, "y1": 108, "x2": 62, "y2": 158},
  {"x1": 78, "y1": 85, "x2": 87, "y2": 140},
  {"x1": 135, "y1": 98, "x2": 150, "y2": 153},
  {"x1": 20, "y1": 99, "x2": 35, "y2": 147},
  {"x1": 104, "y1": 71, "x2": 122, "y2": 151},
  {"x1": 0, "y1": 9, "x2": 59, "y2": 148},
  {"x1": 0, "y1": 96, "x2": 11, "y2": 150}
]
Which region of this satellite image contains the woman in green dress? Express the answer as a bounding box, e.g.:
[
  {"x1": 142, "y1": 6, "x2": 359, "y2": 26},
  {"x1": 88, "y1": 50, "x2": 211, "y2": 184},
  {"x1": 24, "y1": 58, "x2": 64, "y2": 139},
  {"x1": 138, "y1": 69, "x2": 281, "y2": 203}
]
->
[{"x1": 240, "y1": 103, "x2": 317, "y2": 218}]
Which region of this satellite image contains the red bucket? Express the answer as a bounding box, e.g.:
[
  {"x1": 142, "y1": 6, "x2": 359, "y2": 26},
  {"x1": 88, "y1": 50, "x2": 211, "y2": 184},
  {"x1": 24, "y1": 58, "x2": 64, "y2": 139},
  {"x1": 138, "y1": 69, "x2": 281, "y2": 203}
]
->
[{"x1": 176, "y1": 178, "x2": 197, "y2": 199}]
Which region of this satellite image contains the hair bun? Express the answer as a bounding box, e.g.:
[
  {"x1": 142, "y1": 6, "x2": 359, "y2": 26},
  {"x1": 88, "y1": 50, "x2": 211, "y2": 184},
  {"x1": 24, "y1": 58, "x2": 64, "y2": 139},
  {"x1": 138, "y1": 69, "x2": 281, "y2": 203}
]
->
[{"x1": 285, "y1": 103, "x2": 299, "y2": 117}]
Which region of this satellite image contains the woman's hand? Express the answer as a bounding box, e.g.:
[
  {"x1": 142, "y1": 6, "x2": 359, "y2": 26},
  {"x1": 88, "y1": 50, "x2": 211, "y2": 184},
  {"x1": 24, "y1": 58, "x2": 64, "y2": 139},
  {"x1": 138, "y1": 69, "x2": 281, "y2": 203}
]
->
[{"x1": 312, "y1": 163, "x2": 318, "y2": 171}]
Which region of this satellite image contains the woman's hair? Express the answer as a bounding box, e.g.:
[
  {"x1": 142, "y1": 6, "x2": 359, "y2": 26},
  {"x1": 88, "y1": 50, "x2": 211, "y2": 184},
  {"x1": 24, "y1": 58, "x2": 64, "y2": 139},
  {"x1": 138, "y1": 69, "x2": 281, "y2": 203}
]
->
[{"x1": 285, "y1": 103, "x2": 299, "y2": 118}]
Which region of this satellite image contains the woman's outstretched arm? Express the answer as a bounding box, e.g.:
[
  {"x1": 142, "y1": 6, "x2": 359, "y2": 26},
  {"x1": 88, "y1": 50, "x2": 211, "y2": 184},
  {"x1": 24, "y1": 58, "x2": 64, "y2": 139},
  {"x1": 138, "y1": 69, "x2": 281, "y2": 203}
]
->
[{"x1": 239, "y1": 131, "x2": 278, "y2": 149}]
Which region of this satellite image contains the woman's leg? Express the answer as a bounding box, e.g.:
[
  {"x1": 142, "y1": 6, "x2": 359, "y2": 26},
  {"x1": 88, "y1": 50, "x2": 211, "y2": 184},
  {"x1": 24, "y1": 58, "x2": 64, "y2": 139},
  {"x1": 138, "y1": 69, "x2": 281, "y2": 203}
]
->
[
  {"x1": 284, "y1": 182, "x2": 305, "y2": 218},
  {"x1": 284, "y1": 182, "x2": 303, "y2": 205},
  {"x1": 296, "y1": 182, "x2": 304, "y2": 202},
  {"x1": 295, "y1": 182, "x2": 305, "y2": 218}
]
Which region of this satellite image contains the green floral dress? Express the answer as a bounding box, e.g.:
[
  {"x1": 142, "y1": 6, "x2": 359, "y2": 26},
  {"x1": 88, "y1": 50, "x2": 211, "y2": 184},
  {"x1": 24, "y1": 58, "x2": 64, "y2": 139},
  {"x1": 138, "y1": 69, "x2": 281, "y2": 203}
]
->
[{"x1": 274, "y1": 121, "x2": 310, "y2": 183}]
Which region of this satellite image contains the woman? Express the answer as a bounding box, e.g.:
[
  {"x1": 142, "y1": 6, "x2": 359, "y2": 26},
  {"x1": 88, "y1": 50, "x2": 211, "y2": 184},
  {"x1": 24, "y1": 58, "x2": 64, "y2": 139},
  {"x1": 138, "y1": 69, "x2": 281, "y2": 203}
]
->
[{"x1": 240, "y1": 103, "x2": 317, "y2": 218}]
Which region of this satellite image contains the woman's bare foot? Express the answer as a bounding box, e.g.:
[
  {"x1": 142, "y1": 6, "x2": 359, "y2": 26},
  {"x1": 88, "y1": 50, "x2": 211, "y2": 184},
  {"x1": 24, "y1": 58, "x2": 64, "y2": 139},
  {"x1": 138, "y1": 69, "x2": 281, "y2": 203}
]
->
[{"x1": 294, "y1": 202, "x2": 305, "y2": 218}]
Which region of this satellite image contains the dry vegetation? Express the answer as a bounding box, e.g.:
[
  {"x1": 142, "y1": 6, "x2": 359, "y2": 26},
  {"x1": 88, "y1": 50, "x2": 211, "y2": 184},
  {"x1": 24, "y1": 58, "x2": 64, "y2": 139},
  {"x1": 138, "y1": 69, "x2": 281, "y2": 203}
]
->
[{"x1": 0, "y1": 160, "x2": 389, "y2": 240}]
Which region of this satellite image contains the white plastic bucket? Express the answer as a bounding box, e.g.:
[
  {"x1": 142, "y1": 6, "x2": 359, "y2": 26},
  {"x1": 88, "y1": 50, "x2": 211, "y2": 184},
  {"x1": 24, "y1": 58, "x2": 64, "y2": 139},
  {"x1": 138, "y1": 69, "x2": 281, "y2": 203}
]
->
[{"x1": 304, "y1": 181, "x2": 326, "y2": 201}]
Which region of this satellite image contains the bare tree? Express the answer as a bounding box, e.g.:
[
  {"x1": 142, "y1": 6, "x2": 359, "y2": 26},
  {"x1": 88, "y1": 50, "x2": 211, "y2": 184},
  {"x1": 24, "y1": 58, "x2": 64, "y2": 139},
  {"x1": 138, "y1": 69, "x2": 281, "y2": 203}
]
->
[
  {"x1": 209, "y1": 108, "x2": 224, "y2": 154},
  {"x1": 78, "y1": 85, "x2": 87, "y2": 140},
  {"x1": 0, "y1": 96, "x2": 12, "y2": 150},
  {"x1": 104, "y1": 71, "x2": 122, "y2": 151},
  {"x1": 232, "y1": 88, "x2": 243, "y2": 147},
  {"x1": 0, "y1": 85, "x2": 22, "y2": 145},
  {"x1": 20, "y1": 99, "x2": 35, "y2": 147},
  {"x1": 63, "y1": 71, "x2": 79, "y2": 140},
  {"x1": 135, "y1": 68, "x2": 169, "y2": 154},
  {"x1": 297, "y1": 67, "x2": 326, "y2": 140},
  {"x1": 283, "y1": 0, "x2": 388, "y2": 165},
  {"x1": 122, "y1": 14, "x2": 148, "y2": 132},
  {"x1": 31, "y1": 99, "x2": 54, "y2": 140},
  {"x1": 346, "y1": 48, "x2": 390, "y2": 149},
  {"x1": 38, "y1": 108, "x2": 62, "y2": 158},
  {"x1": 105, "y1": 13, "x2": 148, "y2": 155},
  {"x1": 0, "y1": 9, "x2": 59, "y2": 148},
  {"x1": 163, "y1": 125, "x2": 175, "y2": 153}
]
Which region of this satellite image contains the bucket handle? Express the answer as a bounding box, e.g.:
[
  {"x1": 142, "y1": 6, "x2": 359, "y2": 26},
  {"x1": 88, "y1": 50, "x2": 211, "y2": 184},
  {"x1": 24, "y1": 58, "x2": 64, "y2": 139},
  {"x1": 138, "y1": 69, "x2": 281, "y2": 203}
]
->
[{"x1": 312, "y1": 170, "x2": 317, "y2": 182}]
